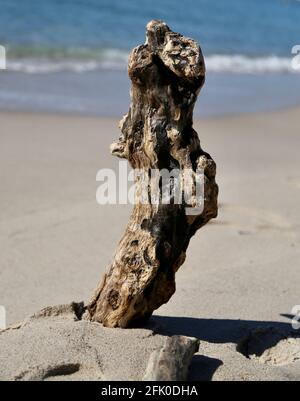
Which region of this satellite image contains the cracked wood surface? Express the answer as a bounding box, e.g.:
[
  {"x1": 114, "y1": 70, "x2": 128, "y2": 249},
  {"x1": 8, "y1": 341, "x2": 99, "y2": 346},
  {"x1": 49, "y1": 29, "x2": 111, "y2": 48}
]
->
[{"x1": 88, "y1": 20, "x2": 218, "y2": 328}]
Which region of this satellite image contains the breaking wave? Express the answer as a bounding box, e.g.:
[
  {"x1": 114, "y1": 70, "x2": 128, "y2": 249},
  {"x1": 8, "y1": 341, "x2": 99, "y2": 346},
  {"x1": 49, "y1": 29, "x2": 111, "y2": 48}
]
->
[{"x1": 4, "y1": 49, "x2": 299, "y2": 74}]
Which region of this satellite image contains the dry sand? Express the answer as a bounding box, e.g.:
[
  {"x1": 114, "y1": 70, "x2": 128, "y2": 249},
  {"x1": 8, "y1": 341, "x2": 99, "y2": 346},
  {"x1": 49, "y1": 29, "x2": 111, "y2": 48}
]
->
[{"x1": 0, "y1": 108, "x2": 300, "y2": 380}]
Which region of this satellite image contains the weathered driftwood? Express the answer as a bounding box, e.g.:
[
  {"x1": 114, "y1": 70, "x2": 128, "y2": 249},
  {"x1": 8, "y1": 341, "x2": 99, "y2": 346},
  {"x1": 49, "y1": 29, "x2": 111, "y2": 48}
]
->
[
  {"x1": 88, "y1": 20, "x2": 218, "y2": 327},
  {"x1": 143, "y1": 335, "x2": 200, "y2": 381}
]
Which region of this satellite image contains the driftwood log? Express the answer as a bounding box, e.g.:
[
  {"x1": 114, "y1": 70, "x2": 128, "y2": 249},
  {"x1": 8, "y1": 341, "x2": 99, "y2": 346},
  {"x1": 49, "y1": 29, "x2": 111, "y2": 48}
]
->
[
  {"x1": 88, "y1": 20, "x2": 218, "y2": 327},
  {"x1": 143, "y1": 336, "x2": 200, "y2": 381}
]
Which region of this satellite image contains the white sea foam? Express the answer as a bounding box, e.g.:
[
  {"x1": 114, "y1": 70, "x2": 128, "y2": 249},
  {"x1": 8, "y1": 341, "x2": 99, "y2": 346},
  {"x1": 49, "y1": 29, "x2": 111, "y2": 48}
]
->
[
  {"x1": 6, "y1": 48, "x2": 129, "y2": 73},
  {"x1": 4, "y1": 53, "x2": 300, "y2": 74},
  {"x1": 206, "y1": 55, "x2": 298, "y2": 74}
]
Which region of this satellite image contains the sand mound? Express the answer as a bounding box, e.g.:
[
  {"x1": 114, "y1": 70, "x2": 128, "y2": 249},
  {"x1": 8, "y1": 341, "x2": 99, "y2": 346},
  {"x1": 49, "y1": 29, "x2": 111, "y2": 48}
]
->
[
  {"x1": 2, "y1": 303, "x2": 300, "y2": 381},
  {"x1": 0, "y1": 303, "x2": 165, "y2": 381},
  {"x1": 237, "y1": 327, "x2": 300, "y2": 366}
]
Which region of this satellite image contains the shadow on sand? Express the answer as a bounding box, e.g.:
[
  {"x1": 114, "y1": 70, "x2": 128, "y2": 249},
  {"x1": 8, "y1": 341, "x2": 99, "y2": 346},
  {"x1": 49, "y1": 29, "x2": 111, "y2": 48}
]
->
[{"x1": 149, "y1": 314, "x2": 299, "y2": 380}]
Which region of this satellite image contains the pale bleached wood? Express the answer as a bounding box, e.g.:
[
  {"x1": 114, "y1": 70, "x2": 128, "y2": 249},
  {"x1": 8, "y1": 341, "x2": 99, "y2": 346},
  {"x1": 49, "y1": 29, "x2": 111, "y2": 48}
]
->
[{"x1": 143, "y1": 335, "x2": 200, "y2": 381}]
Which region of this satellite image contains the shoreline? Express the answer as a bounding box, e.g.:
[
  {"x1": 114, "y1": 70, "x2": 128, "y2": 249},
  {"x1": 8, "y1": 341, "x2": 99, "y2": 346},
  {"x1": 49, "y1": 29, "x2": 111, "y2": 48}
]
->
[
  {"x1": 1, "y1": 70, "x2": 300, "y2": 118},
  {"x1": 0, "y1": 102, "x2": 300, "y2": 122}
]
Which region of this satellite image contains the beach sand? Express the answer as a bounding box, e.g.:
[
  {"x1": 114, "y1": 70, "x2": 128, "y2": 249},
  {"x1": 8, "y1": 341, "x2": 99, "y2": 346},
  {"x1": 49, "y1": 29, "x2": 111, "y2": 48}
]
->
[{"x1": 1, "y1": 108, "x2": 300, "y2": 380}]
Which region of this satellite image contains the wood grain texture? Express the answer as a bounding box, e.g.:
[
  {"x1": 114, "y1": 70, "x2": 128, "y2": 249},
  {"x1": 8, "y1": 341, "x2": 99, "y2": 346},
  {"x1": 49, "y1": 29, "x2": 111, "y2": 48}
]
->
[
  {"x1": 143, "y1": 335, "x2": 200, "y2": 381},
  {"x1": 88, "y1": 20, "x2": 218, "y2": 328}
]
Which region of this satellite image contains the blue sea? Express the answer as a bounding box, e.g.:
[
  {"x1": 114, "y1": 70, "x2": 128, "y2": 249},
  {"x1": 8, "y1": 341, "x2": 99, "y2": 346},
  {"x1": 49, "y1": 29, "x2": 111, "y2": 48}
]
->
[{"x1": 0, "y1": 0, "x2": 300, "y2": 116}]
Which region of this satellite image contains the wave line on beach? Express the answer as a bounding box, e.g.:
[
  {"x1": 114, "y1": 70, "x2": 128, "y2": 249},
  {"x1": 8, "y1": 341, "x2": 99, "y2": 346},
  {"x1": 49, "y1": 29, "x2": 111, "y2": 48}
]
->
[{"x1": 3, "y1": 53, "x2": 300, "y2": 74}]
